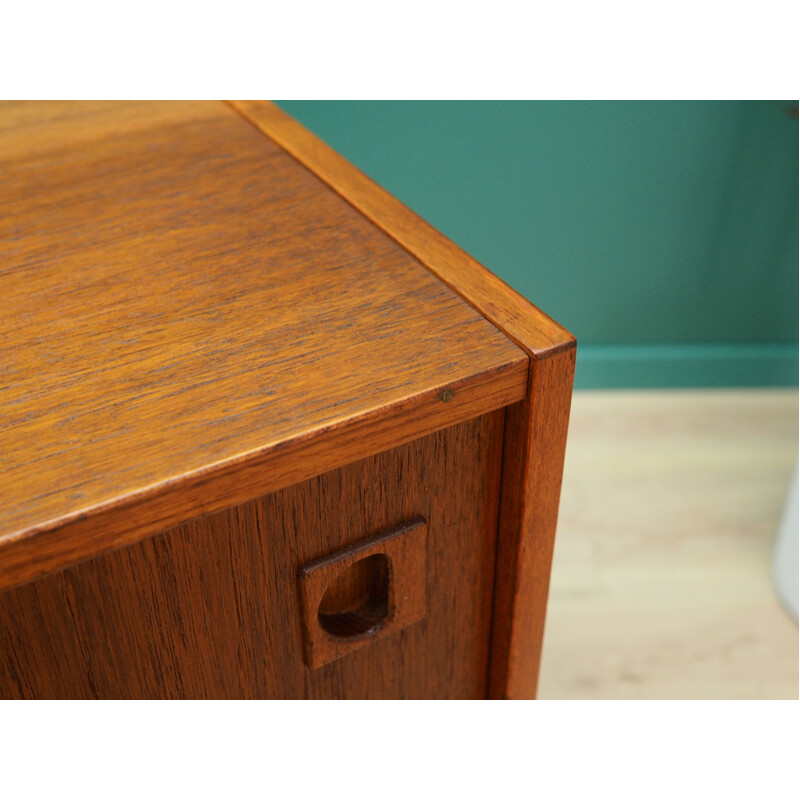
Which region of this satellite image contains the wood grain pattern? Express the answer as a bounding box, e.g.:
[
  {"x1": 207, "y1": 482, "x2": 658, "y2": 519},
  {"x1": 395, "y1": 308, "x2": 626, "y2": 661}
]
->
[
  {"x1": 298, "y1": 518, "x2": 427, "y2": 668},
  {"x1": 0, "y1": 101, "x2": 527, "y2": 591},
  {"x1": 488, "y1": 348, "x2": 576, "y2": 698},
  {"x1": 227, "y1": 102, "x2": 577, "y2": 699},
  {"x1": 228, "y1": 101, "x2": 575, "y2": 358},
  {"x1": 0, "y1": 411, "x2": 505, "y2": 700}
]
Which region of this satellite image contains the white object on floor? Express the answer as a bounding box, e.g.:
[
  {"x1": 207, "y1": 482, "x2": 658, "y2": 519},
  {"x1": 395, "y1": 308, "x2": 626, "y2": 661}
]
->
[{"x1": 773, "y1": 461, "x2": 798, "y2": 622}]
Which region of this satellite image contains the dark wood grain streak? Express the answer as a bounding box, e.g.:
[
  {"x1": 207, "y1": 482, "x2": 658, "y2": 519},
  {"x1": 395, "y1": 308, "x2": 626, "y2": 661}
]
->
[
  {"x1": 226, "y1": 102, "x2": 577, "y2": 699},
  {"x1": 0, "y1": 101, "x2": 527, "y2": 592},
  {"x1": 0, "y1": 412, "x2": 505, "y2": 699}
]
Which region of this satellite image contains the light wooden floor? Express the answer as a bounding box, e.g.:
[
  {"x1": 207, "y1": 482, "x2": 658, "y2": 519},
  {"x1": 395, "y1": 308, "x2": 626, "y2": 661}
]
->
[{"x1": 538, "y1": 389, "x2": 799, "y2": 699}]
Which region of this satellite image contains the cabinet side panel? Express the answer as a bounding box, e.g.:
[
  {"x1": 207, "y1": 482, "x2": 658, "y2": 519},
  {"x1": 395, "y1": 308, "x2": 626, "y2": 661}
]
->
[
  {"x1": 488, "y1": 348, "x2": 577, "y2": 698},
  {"x1": 0, "y1": 411, "x2": 504, "y2": 699}
]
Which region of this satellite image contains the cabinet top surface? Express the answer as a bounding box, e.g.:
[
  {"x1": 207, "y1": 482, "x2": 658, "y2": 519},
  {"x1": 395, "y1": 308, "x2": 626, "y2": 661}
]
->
[{"x1": 0, "y1": 101, "x2": 527, "y2": 547}]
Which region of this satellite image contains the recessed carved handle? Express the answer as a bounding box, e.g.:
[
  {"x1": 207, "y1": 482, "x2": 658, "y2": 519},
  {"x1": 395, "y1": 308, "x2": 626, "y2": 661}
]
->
[{"x1": 297, "y1": 518, "x2": 428, "y2": 669}]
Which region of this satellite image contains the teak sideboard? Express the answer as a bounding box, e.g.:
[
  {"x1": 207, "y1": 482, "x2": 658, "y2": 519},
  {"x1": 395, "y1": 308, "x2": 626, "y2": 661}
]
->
[{"x1": 0, "y1": 101, "x2": 575, "y2": 699}]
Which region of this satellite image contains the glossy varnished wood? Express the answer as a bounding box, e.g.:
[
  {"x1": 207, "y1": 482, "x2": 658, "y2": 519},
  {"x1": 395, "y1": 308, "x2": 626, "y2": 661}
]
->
[
  {"x1": 0, "y1": 101, "x2": 527, "y2": 591},
  {"x1": 0, "y1": 412, "x2": 505, "y2": 699},
  {"x1": 229, "y1": 102, "x2": 577, "y2": 698}
]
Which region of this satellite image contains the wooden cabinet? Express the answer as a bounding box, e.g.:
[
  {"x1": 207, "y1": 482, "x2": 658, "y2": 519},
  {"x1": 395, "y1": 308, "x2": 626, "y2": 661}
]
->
[{"x1": 0, "y1": 101, "x2": 575, "y2": 699}]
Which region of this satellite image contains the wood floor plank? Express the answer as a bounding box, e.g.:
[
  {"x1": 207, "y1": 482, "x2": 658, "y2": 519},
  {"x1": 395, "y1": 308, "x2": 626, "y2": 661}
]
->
[{"x1": 538, "y1": 389, "x2": 798, "y2": 700}]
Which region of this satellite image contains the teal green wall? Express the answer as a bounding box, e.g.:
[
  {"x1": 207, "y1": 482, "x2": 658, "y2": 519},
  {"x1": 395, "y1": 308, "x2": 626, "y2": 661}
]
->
[{"x1": 277, "y1": 101, "x2": 799, "y2": 388}]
